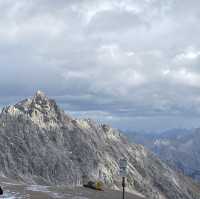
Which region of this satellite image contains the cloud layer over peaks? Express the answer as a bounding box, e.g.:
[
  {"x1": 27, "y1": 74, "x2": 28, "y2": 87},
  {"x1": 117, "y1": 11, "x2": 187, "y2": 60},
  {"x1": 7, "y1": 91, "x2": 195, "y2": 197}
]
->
[{"x1": 0, "y1": 0, "x2": 200, "y2": 131}]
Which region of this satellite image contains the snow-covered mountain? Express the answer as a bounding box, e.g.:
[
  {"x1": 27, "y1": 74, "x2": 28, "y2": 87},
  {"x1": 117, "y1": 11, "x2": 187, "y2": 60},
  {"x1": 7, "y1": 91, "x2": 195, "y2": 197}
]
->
[{"x1": 0, "y1": 91, "x2": 199, "y2": 199}]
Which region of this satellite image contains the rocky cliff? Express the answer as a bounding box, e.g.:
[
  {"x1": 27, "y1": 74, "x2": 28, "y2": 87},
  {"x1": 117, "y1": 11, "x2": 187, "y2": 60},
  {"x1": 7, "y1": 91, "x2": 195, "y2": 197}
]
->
[{"x1": 0, "y1": 91, "x2": 199, "y2": 199}]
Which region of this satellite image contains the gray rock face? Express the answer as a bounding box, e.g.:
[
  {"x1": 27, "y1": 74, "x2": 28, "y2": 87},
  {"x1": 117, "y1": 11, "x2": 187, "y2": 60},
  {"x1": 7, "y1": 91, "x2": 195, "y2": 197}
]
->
[{"x1": 0, "y1": 91, "x2": 200, "y2": 199}]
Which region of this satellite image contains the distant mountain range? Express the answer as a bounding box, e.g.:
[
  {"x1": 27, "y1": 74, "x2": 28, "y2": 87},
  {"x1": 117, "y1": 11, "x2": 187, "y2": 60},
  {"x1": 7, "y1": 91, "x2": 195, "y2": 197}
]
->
[
  {"x1": 0, "y1": 91, "x2": 200, "y2": 199},
  {"x1": 126, "y1": 128, "x2": 200, "y2": 182}
]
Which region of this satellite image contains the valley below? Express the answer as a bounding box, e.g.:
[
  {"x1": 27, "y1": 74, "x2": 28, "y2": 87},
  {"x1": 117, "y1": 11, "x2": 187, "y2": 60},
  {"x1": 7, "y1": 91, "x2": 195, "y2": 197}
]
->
[{"x1": 128, "y1": 129, "x2": 200, "y2": 182}]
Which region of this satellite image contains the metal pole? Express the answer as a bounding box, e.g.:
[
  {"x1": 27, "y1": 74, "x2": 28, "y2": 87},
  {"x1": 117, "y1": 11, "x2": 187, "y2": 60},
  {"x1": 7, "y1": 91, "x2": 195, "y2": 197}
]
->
[{"x1": 122, "y1": 177, "x2": 125, "y2": 199}]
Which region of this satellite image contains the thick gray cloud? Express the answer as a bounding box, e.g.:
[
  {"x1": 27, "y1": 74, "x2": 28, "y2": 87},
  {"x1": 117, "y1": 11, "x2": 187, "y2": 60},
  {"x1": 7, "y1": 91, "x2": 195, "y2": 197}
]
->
[{"x1": 0, "y1": 0, "x2": 200, "y2": 131}]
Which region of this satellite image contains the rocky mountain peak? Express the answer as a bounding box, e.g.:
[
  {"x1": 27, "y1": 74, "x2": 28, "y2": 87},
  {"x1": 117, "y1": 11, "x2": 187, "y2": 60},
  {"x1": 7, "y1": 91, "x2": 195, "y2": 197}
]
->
[
  {"x1": 32, "y1": 90, "x2": 52, "y2": 106},
  {"x1": 2, "y1": 91, "x2": 72, "y2": 128},
  {"x1": 14, "y1": 91, "x2": 55, "y2": 114},
  {"x1": 32, "y1": 90, "x2": 50, "y2": 106},
  {"x1": 0, "y1": 92, "x2": 200, "y2": 199},
  {"x1": 34, "y1": 90, "x2": 46, "y2": 98}
]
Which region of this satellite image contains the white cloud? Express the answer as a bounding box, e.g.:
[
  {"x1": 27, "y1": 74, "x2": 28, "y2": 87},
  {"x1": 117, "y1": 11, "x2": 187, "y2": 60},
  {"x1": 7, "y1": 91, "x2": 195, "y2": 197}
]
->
[
  {"x1": 175, "y1": 47, "x2": 200, "y2": 61},
  {"x1": 126, "y1": 51, "x2": 135, "y2": 56},
  {"x1": 163, "y1": 68, "x2": 200, "y2": 87}
]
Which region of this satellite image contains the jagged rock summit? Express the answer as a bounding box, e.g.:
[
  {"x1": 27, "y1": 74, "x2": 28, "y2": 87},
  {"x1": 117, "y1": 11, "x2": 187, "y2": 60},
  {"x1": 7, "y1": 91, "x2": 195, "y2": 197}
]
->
[
  {"x1": 2, "y1": 90, "x2": 72, "y2": 129},
  {"x1": 0, "y1": 91, "x2": 200, "y2": 199}
]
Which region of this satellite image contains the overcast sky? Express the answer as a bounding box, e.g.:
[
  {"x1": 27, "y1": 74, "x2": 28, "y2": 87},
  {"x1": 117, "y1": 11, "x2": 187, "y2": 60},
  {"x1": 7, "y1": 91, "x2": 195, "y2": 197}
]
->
[{"x1": 0, "y1": 0, "x2": 200, "y2": 132}]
